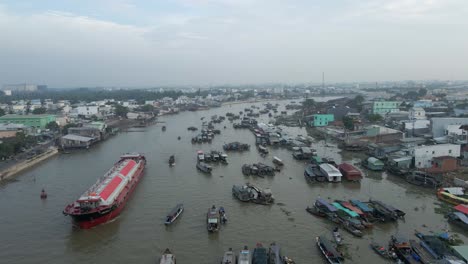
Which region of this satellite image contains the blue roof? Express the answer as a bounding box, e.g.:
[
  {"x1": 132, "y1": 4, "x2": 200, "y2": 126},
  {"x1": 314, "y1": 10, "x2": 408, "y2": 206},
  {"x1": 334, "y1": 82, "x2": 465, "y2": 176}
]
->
[
  {"x1": 332, "y1": 202, "x2": 359, "y2": 217},
  {"x1": 350, "y1": 200, "x2": 374, "y2": 213},
  {"x1": 316, "y1": 198, "x2": 337, "y2": 212},
  {"x1": 454, "y1": 212, "x2": 468, "y2": 224}
]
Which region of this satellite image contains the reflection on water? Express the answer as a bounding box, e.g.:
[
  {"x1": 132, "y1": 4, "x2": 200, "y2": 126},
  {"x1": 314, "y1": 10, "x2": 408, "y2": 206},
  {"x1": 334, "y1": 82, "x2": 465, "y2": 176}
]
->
[{"x1": 0, "y1": 97, "x2": 466, "y2": 264}]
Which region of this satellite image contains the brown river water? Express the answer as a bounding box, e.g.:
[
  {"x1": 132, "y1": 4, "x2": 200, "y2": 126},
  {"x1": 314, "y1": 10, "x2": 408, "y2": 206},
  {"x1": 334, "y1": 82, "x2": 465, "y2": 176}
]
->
[{"x1": 0, "y1": 98, "x2": 466, "y2": 264}]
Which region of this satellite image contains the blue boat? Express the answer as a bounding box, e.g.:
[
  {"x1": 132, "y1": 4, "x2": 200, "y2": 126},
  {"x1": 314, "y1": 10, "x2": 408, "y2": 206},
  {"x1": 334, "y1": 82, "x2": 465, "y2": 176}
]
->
[
  {"x1": 315, "y1": 199, "x2": 338, "y2": 213},
  {"x1": 332, "y1": 202, "x2": 359, "y2": 218},
  {"x1": 350, "y1": 200, "x2": 374, "y2": 213}
]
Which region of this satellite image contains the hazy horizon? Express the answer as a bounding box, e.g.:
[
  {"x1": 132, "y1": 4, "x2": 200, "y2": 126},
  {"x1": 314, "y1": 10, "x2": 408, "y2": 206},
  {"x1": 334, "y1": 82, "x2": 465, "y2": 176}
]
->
[{"x1": 1, "y1": 0, "x2": 468, "y2": 87}]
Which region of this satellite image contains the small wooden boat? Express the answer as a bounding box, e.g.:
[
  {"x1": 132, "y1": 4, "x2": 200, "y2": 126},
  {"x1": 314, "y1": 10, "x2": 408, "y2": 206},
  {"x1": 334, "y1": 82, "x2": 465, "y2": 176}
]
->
[
  {"x1": 252, "y1": 243, "x2": 268, "y2": 264},
  {"x1": 272, "y1": 156, "x2": 284, "y2": 166},
  {"x1": 238, "y1": 246, "x2": 251, "y2": 264},
  {"x1": 177, "y1": 136, "x2": 181, "y2": 140},
  {"x1": 332, "y1": 227, "x2": 343, "y2": 245},
  {"x1": 221, "y1": 248, "x2": 235, "y2": 264},
  {"x1": 159, "y1": 248, "x2": 176, "y2": 264},
  {"x1": 40, "y1": 189, "x2": 47, "y2": 199},
  {"x1": 370, "y1": 242, "x2": 396, "y2": 259},
  {"x1": 268, "y1": 242, "x2": 282, "y2": 264},
  {"x1": 162, "y1": 126, "x2": 166, "y2": 131},
  {"x1": 207, "y1": 205, "x2": 220, "y2": 232},
  {"x1": 169, "y1": 155, "x2": 175, "y2": 166},
  {"x1": 197, "y1": 162, "x2": 212, "y2": 174},
  {"x1": 219, "y1": 207, "x2": 228, "y2": 224},
  {"x1": 342, "y1": 221, "x2": 363, "y2": 237},
  {"x1": 316, "y1": 236, "x2": 343, "y2": 264},
  {"x1": 165, "y1": 203, "x2": 183, "y2": 225}
]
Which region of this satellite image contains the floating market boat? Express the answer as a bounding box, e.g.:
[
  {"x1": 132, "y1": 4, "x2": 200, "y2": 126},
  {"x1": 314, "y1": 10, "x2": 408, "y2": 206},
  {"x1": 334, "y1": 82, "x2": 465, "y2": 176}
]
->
[
  {"x1": 232, "y1": 184, "x2": 274, "y2": 205},
  {"x1": 159, "y1": 248, "x2": 176, "y2": 264},
  {"x1": 252, "y1": 243, "x2": 268, "y2": 264},
  {"x1": 197, "y1": 162, "x2": 212, "y2": 174},
  {"x1": 219, "y1": 206, "x2": 227, "y2": 224},
  {"x1": 362, "y1": 157, "x2": 385, "y2": 171},
  {"x1": 268, "y1": 242, "x2": 282, "y2": 264},
  {"x1": 316, "y1": 236, "x2": 343, "y2": 264},
  {"x1": 207, "y1": 205, "x2": 220, "y2": 232},
  {"x1": 221, "y1": 248, "x2": 235, "y2": 264},
  {"x1": 332, "y1": 227, "x2": 343, "y2": 245},
  {"x1": 63, "y1": 153, "x2": 146, "y2": 229},
  {"x1": 406, "y1": 171, "x2": 441, "y2": 188},
  {"x1": 370, "y1": 242, "x2": 397, "y2": 260},
  {"x1": 437, "y1": 187, "x2": 468, "y2": 205},
  {"x1": 238, "y1": 246, "x2": 251, "y2": 264},
  {"x1": 164, "y1": 203, "x2": 184, "y2": 225},
  {"x1": 169, "y1": 155, "x2": 175, "y2": 166},
  {"x1": 390, "y1": 235, "x2": 421, "y2": 264},
  {"x1": 342, "y1": 220, "x2": 363, "y2": 237},
  {"x1": 197, "y1": 150, "x2": 205, "y2": 162},
  {"x1": 272, "y1": 157, "x2": 284, "y2": 166},
  {"x1": 338, "y1": 163, "x2": 363, "y2": 181}
]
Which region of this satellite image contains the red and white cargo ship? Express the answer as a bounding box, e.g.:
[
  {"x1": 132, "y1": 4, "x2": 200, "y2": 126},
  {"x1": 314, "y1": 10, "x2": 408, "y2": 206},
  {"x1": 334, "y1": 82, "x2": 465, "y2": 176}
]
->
[{"x1": 63, "y1": 153, "x2": 146, "y2": 229}]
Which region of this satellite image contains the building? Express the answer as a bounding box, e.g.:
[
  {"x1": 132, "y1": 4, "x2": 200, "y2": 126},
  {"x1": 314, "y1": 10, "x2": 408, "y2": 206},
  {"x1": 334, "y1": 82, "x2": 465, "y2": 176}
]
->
[
  {"x1": 411, "y1": 144, "x2": 460, "y2": 168},
  {"x1": 431, "y1": 118, "x2": 468, "y2": 138},
  {"x1": 327, "y1": 106, "x2": 358, "y2": 120},
  {"x1": 0, "y1": 114, "x2": 56, "y2": 129},
  {"x1": 0, "y1": 124, "x2": 28, "y2": 138},
  {"x1": 372, "y1": 101, "x2": 401, "y2": 115},
  {"x1": 60, "y1": 134, "x2": 94, "y2": 149},
  {"x1": 311, "y1": 114, "x2": 334, "y2": 127},
  {"x1": 75, "y1": 106, "x2": 99, "y2": 117},
  {"x1": 409, "y1": 107, "x2": 426, "y2": 120},
  {"x1": 2, "y1": 84, "x2": 47, "y2": 92}
]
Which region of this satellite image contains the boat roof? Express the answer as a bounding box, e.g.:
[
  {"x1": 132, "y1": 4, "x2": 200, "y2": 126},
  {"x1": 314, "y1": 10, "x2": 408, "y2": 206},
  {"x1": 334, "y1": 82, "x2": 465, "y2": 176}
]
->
[
  {"x1": 442, "y1": 187, "x2": 465, "y2": 196},
  {"x1": 350, "y1": 200, "x2": 374, "y2": 213},
  {"x1": 332, "y1": 202, "x2": 359, "y2": 217},
  {"x1": 340, "y1": 201, "x2": 364, "y2": 215},
  {"x1": 318, "y1": 236, "x2": 341, "y2": 257},
  {"x1": 316, "y1": 198, "x2": 337, "y2": 212},
  {"x1": 273, "y1": 156, "x2": 282, "y2": 161},
  {"x1": 454, "y1": 204, "x2": 468, "y2": 214},
  {"x1": 368, "y1": 157, "x2": 384, "y2": 165},
  {"x1": 319, "y1": 163, "x2": 342, "y2": 175},
  {"x1": 338, "y1": 163, "x2": 362, "y2": 174},
  {"x1": 453, "y1": 212, "x2": 468, "y2": 224}
]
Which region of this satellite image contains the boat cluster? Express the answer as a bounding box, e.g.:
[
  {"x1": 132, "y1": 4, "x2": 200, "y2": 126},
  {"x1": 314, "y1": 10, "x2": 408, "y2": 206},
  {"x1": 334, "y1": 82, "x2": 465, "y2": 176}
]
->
[
  {"x1": 207, "y1": 205, "x2": 227, "y2": 232},
  {"x1": 191, "y1": 128, "x2": 221, "y2": 144},
  {"x1": 242, "y1": 163, "x2": 276, "y2": 177},
  {"x1": 307, "y1": 198, "x2": 405, "y2": 237},
  {"x1": 304, "y1": 161, "x2": 363, "y2": 183},
  {"x1": 223, "y1": 142, "x2": 250, "y2": 152},
  {"x1": 232, "y1": 184, "x2": 275, "y2": 205},
  {"x1": 197, "y1": 150, "x2": 228, "y2": 164},
  {"x1": 222, "y1": 242, "x2": 295, "y2": 264}
]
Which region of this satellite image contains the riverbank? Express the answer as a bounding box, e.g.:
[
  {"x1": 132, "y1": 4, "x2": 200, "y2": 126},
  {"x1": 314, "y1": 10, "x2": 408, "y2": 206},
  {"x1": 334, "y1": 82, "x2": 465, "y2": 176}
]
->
[{"x1": 0, "y1": 147, "x2": 59, "y2": 182}]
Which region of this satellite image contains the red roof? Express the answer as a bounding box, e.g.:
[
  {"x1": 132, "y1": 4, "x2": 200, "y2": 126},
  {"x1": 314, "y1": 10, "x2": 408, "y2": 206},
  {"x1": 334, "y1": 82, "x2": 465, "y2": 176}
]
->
[
  {"x1": 120, "y1": 160, "x2": 136, "y2": 177},
  {"x1": 454, "y1": 204, "x2": 468, "y2": 214},
  {"x1": 100, "y1": 177, "x2": 123, "y2": 200}
]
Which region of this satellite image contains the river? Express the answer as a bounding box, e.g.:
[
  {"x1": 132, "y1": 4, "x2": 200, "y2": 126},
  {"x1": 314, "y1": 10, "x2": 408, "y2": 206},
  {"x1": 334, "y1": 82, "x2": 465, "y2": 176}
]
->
[{"x1": 0, "y1": 98, "x2": 466, "y2": 264}]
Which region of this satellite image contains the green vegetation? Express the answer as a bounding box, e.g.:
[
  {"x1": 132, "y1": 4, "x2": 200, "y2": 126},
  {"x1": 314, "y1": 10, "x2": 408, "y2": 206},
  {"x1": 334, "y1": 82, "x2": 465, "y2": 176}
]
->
[
  {"x1": 138, "y1": 104, "x2": 155, "y2": 112},
  {"x1": 0, "y1": 108, "x2": 5, "y2": 117},
  {"x1": 342, "y1": 116, "x2": 354, "y2": 130},
  {"x1": 368, "y1": 113, "x2": 383, "y2": 122},
  {"x1": 0, "y1": 132, "x2": 37, "y2": 159},
  {"x1": 45, "y1": 121, "x2": 60, "y2": 131},
  {"x1": 114, "y1": 104, "x2": 129, "y2": 118},
  {"x1": 32, "y1": 107, "x2": 47, "y2": 114},
  {"x1": 62, "y1": 123, "x2": 78, "y2": 135}
]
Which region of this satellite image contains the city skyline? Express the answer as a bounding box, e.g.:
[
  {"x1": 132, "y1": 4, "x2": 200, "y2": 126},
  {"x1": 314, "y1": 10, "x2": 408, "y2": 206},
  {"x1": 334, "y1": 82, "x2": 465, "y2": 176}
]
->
[{"x1": 1, "y1": 0, "x2": 468, "y2": 87}]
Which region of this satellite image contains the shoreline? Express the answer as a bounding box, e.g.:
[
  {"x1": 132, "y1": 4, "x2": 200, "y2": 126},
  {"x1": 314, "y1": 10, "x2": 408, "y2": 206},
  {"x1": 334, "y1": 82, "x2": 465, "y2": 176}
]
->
[{"x1": 0, "y1": 147, "x2": 59, "y2": 182}]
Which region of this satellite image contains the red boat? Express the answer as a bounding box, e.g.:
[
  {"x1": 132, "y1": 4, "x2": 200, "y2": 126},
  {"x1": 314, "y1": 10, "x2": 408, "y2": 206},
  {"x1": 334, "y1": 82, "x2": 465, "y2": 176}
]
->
[{"x1": 63, "y1": 153, "x2": 146, "y2": 229}]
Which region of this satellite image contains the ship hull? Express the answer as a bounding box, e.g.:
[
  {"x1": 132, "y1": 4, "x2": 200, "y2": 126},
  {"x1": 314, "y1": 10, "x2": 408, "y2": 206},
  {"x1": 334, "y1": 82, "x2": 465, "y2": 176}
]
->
[{"x1": 69, "y1": 159, "x2": 146, "y2": 229}]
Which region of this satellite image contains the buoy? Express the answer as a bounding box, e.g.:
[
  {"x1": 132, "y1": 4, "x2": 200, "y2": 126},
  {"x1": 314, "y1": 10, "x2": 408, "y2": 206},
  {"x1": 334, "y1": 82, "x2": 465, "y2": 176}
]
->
[{"x1": 40, "y1": 188, "x2": 47, "y2": 199}]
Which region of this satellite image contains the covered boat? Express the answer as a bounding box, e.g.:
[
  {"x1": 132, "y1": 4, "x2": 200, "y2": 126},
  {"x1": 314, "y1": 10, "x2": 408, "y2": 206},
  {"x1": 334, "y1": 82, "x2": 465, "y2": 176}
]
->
[
  {"x1": 448, "y1": 211, "x2": 468, "y2": 231},
  {"x1": 437, "y1": 187, "x2": 468, "y2": 205},
  {"x1": 338, "y1": 163, "x2": 363, "y2": 181},
  {"x1": 63, "y1": 153, "x2": 146, "y2": 229},
  {"x1": 406, "y1": 171, "x2": 441, "y2": 188},
  {"x1": 390, "y1": 235, "x2": 421, "y2": 264},
  {"x1": 316, "y1": 236, "x2": 343, "y2": 264},
  {"x1": 252, "y1": 243, "x2": 268, "y2": 264},
  {"x1": 169, "y1": 155, "x2": 175, "y2": 166},
  {"x1": 232, "y1": 185, "x2": 254, "y2": 202},
  {"x1": 197, "y1": 162, "x2": 212, "y2": 173},
  {"x1": 272, "y1": 156, "x2": 284, "y2": 166},
  {"x1": 332, "y1": 227, "x2": 343, "y2": 245},
  {"x1": 207, "y1": 205, "x2": 220, "y2": 232},
  {"x1": 362, "y1": 157, "x2": 385, "y2": 171},
  {"x1": 370, "y1": 242, "x2": 396, "y2": 259},
  {"x1": 197, "y1": 150, "x2": 205, "y2": 162},
  {"x1": 165, "y1": 203, "x2": 184, "y2": 225},
  {"x1": 221, "y1": 248, "x2": 235, "y2": 264},
  {"x1": 268, "y1": 242, "x2": 282, "y2": 264},
  {"x1": 319, "y1": 163, "x2": 342, "y2": 182},
  {"x1": 159, "y1": 248, "x2": 176, "y2": 264}
]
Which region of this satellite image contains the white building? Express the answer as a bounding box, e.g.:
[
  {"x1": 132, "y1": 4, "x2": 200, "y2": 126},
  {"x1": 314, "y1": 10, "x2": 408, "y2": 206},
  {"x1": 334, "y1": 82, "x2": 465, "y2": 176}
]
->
[
  {"x1": 76, "y1": 106, "x2": 99, "y2": 117},
  {"x1": 409, "y1": 107, "x2": 426, "y2": 120},
  {"x1": 411, "y1": 144, "x2": 460, "y2": 168}
]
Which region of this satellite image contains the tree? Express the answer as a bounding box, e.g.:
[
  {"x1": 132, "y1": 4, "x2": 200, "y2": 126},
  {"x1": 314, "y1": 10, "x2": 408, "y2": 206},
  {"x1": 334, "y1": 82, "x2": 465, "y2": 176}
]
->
[
  {"x1": 302, "y1": 99, "x2": 316, "y2": 108},
  {"x1": 45, "y1": 121, "x2": 60, "y2": 131},
  {"x1": 342, "y1": 116, "x2": 354, "y2": 130},
  {"x1": 368, "y1": 113, "x2": 383, "y2": 122},
  {"x1": 32, "y1": 107, "x2": 47, "y2": 114},
  {"x1": 63, "y1": 123, "x2": 78, "y2": 135},
  {"x1": 0, "y1": 108, "x2": 5, "y2": 117},
  {"x1": 139, "y1": 104, "x2": 154, "y2": 112},
  {"x1": 418, "y1": 88, "x2": 427, "y2": 97},
  {"x1": 114, "y1": 104, "x2": 129, "y2": 118}
]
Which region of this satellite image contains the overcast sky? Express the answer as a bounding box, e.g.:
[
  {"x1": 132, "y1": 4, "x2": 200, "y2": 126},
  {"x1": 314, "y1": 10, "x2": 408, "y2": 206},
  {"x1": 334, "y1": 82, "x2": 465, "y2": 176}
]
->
[{"x1": 1, "y1": 0, "x2": 467, "y2": 87}]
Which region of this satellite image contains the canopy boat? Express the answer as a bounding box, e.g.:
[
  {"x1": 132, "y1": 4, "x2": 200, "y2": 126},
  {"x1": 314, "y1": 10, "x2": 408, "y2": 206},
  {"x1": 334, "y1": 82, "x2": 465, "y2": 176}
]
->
[
  {"x1": 159, "y1": 248, "x2": 176, "y2": 264},
  {"x1": 332, "y1": 227, "x2": 343, "y2": 245},
  {"x1": 207, "y1": 205, "x2": 220, "y2": 232},
  {"x1": 350, "y1": 199, "x2": 382, "y2": 222},
  {"x1": 197, "y1": 150, "x2": 205, "y2": 162},
  {"x1": 219, "y1": 206, "x2": 228, "y2": 224},
  {"x1": 165, "y1": 203, "x2": 183, "y2": 225},
  {"x1": 252, "y1": 243, "x2": 268, "y2": 264},
  {"x1": 272, "y1": 156, "x2": 284, "y2": 166},
  {"x1": 222, "y1": 248, "x2": 235, "y2": 264},
  {"x1": 390, "y1": 235, "x2": 421, "y2": 264},
  {"x1": 197, "y1": 162, "x2": 212, "y2": 174},
  {"x1": 169, "y1": 155, "x2": 175, "y2": 167},
  {"x1": 448, "y1": 205, "x2": 468, "y2": 230},
  {"x1": 316, "y1": 236, "x2": 343, "y2": 264},
  {"x1": 341, "y1": 220, "x2": 363, "y2": 237},
  {"x1": 238, "y1": 246, "x2": 251, "y2": 264},
  {"x1": 437, "y1": 187, "x2": 468, "y2": 205}
]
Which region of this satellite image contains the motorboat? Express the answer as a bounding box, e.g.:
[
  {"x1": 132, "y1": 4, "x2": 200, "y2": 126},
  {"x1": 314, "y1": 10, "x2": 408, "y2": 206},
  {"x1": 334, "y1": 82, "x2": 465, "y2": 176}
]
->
[
  {"x1": 252, "y1": 243, "x2": 268, "y2": 264},
  {"x1": 268, "y1": 242, "x2": 282, "y2": 264},
  {"x1": 197, "y1": 162, "x2": 212, "y2": 174},
  {"x1": 316, "y1": 236, "x2": 343, "y2": 264},
  {"x1": 221, "y1": 248, "x2": 235, "y2": 264},
  {"x1": 238, "y1": 246, "x2": 251, "y2": 264},
  {"x1": 332, "y1": 227, "x2": 342, "y2": 245},
  {"x1": 169, "y1": 155, "x2": 175, "y2": 167},
  {"x1": 207, "y1": 205, "x2": 220, "y2": 232},
  {"x1": 159, "y1": 248, "x2": 175, "y2": 264},
  {"x1": 165, "y1": 203, "x2": 183, "y2": 225}
]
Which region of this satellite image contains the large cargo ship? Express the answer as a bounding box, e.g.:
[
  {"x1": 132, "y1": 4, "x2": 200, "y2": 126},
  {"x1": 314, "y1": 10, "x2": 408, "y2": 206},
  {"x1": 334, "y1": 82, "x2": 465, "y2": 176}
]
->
[{"x1": 63, "y1": 153, "x2": 146, "y2": 229}]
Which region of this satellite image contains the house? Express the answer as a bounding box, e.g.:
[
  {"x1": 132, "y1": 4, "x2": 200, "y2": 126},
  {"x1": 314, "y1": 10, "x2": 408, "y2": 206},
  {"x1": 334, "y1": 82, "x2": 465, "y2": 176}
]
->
[
  {"x1": 310, "y1": 114, "x2": 334, "y2": 127},
  {"x1": 411, "y1": 144, "x2": 461, "y2": 168},
  {"x1": 60, "y1": 134, "x2": 94, "y2": 149},
  {"x1": 409, "y1": 107, "x2": 426, "y2": 120},
  {"x1": 372, "y1": 101, "x2": 401, "y2": 115},
  {"x1": 0, "y1": 124, "x2": 28, "y2": 138},
  {"x1": 327, "y1": 106, "x2": 358, "y2": 120},
  {"x1": 425, "y1": 156, "x2": 458, "y2": 174},
  {"x1": 76, "y1": 105, "x2": 99, "y2": 117},
  {"x1": 363, "y1": 125, "x2": 404, "y2": 143}
]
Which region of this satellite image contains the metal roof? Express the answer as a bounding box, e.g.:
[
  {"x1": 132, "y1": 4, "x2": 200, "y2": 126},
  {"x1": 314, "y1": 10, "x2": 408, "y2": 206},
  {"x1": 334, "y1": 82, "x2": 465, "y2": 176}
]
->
[{"x1": 61, "y1": 134, "x2": 94, "y2": 142}]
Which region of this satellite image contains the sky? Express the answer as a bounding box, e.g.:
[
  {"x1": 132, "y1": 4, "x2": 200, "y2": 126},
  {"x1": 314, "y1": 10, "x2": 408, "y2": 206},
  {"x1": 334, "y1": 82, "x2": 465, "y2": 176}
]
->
[{"x1": 0, "y1": 0, "x2": 467, "y2": 87}]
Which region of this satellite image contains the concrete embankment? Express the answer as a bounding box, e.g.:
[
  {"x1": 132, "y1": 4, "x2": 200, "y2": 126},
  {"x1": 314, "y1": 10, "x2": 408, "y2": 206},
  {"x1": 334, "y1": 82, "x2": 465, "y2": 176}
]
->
[{"x1": 0, "y1": 147, "x2": 59, "y2": 182}]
